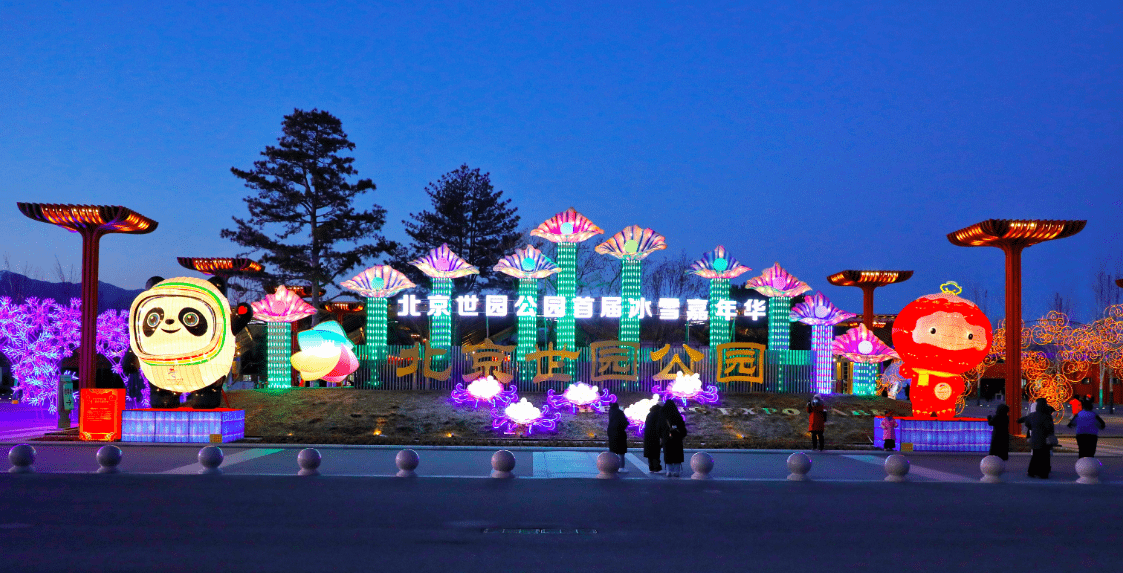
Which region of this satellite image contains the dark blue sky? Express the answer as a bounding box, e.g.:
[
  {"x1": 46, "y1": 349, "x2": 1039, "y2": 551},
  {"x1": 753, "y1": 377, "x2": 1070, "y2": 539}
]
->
[{"x1": 2, "y1": 1, "x2": 1120, "y2": 322}]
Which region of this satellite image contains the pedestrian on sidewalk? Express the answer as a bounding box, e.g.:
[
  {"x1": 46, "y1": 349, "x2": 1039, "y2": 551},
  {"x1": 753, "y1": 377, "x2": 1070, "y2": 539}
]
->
[
  {"x1": 643, "y1": 403, "x2": 664, "y2": 474},
  {"x1": 661, "y1": 400, "x2": 687, "y2": 477},
  {"x1": 1017, "y1": 398, "x2": 1056, "y2": 478},
  {"x1": 807, "y1": 395, "x2": 827, "y2": 451},
  {"x1": 607, "y1": 402, "x2": 629, "y2": 472},
  {"x1": 1067, "y1": 398, "x2": 1106, "y2": 458},
  {"x1": 881, "y1": 412, "x2": 898, "y2": 451},
  {"x1": 987, "y1": 403, "x2": 1010, "y2": 461}
]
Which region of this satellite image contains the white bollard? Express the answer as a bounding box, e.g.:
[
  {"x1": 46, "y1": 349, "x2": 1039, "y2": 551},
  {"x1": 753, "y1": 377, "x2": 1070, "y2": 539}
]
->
[
  {"x1": 8, "y1": 444, "x2": 35, "y2": 474},
  {"x1": 884, "y1": 454, "x2": 910, "y2": 482},
  {"x1": 787, "y1": 452, "x2": 812, "y2": 481},
  {"x1": 597, "y1": 451, "x2": 621, "y2": 479},
  {"x1": 1075, "y1": 457, "x2": 1102, "y2": 485},
  {"x1": 96, "y1": 445, "x2": 123, "y2": 474},
  {"x1": 297, "y1": 448, "x2": 321, "y2": 476},
  {"x1": 396, "y1": 449, "x2": 420, "y2": 478},
  {"x1": 691, "y1": 452, "x2": 714, "y2": 480},
  {"x1": 198, "y1": 446, "x2": 224, "y2": 475},
  {"x1": 979, "y1": 455, "x2": 1005, "y2": 483},
  {"x1": 491, "y1": 450, "x2": 516, "y2": 479}
]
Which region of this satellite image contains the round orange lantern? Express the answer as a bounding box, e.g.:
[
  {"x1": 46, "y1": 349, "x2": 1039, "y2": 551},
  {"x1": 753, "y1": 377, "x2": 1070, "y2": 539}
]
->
[{"x1": 892, "y1": 282, "x2": 992, "y2": 418}]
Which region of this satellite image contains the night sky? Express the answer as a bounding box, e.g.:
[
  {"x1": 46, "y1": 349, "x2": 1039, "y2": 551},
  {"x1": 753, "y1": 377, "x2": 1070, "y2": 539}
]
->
[{"x1": 2, "y1": 2, "x2": 1120, "y2": 323}]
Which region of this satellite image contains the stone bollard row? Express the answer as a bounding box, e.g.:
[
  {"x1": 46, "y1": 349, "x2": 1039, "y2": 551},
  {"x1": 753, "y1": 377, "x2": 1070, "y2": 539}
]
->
[
  {"x1": 297, "y1": 448, "x2": 321, "y2": 476},
  {"x1": 8, "y1": 444, "x2": 36, "y2": 474},
  {"x1": 691, "y1": 452, "x2": 714, "y2": 480},
  {"x1": 198, "y1": 446, "x2": 224, "y2": 475},
  {"x1": 979, "y1": 455, "x2": 1005, "y2": 483},
  {"x1": 97, "y1": 445, "x2": 123, "y2": 474},
  {"x1": 596, "y1": 451, "x2": 620, "y2": 479},
  {"x1": 396, "y1": 449, "x2": 419, "y2": 477},
  {"x1": 491, "y1": 450, "x2": 516, "y2": 478},
  {"x1": 884, "y1": 454, "x2": 909, "y2": 482},
  {"x1": 1076, "y1": 457, "x2": 1102, "y2": 484},
  {"x1": 787, "y1": 452, "x2": 812, "y2": 481}
]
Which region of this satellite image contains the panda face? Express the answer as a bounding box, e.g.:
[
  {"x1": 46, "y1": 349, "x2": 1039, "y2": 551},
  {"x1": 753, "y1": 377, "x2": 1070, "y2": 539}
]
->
[{"x1": 133, "y1": 294, "x2": 219, "y2": 357}]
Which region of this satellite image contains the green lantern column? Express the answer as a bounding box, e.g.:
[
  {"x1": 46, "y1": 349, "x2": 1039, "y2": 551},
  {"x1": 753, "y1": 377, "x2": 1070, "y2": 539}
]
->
[
  {"x1": 266, "y1": 322, "x2": 292, "y2": 389},
  {"x1": 517, "y1": 277, "x2": 537, "y2": 382},
  {"x1": 430, "y1": 277, "x2": 452, "y2": 370},
  {"x1": 556, "y1": 243, "x2": 577, "y2": 377},
  {"x1": 768, "y1": 296, "x2": 793, "y2": 392},
  {"x1": 621, "y1": 259, "x2": 642, "y2": 343},
  {"x1": 364, "y1": 297, "x2": 388, "y2": 386},
  {"x1": 852, "y1": 362, "x2": 877, "y2": 396},
  {"x1": 708, "y1": 277, "x2": 732, "y2": 348}
]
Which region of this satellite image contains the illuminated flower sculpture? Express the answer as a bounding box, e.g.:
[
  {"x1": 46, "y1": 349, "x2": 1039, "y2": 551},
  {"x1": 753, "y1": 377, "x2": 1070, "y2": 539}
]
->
[
  {"x1": 689, "y1": 246, "x2": 752, "y2": 349},
  {"x1": 290, "y1": 321, "x2": 359, "y2": 384},
  {"x1": 791, "y1": 292, "x2": 856, "y2": 395},
  {"x1": 596, "y1": 226, "x2": 667, "y2": 342},
  {"x1": 747, "y1": 263, "x2": 811, "y2": 391},
  {"x1": 411, "y1": 244, "x2": 479, "y2": 363},
  {"x1": 491, "y1": 397, "x2": 561, "y2": 435},
  {"x1": 495, "y1": 245, "x2": 560, "y2": 375},
  {"x1": 531, "y1": 208, "x2": 603, "y2": 373},
  {"x1": 546, "y1": 382, "x2": 616, "y2": 414},
  {"x1": 252, "y1": 285, "x2": 317, "y2": 388},
  {"x1": 833, "y1": 324, "x2": 900, "y2": 396},
  {"x1": 451, "y1": 375, "x2": 519, "y2": 409},
  {"x1": 892, "y1": 282, "x2": 992, "y2": 418},
  {"x1": 654, "y1": 371, "x2": 720, "y2": 408},
  {"x1": 623, "y1": 394, "x2": 665, "y2": 436},
  {"x1": 341, "y1": 265, "x2": 416, "y2": 385}
]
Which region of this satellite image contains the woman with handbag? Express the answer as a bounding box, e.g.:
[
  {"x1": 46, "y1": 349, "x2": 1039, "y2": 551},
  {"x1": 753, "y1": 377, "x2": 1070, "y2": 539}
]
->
[{"x1": 1017, "y1": 398, "x2": 1056, "y2": 479}]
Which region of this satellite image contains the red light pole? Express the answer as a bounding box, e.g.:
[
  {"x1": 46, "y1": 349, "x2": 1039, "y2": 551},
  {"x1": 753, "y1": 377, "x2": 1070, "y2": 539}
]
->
[{"x1": 827, "y1": 270, "x2": 913, "y2": 330}]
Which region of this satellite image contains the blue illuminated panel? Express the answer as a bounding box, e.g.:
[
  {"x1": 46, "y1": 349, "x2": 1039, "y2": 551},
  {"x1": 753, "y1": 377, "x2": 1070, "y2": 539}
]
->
[
  {"x1": 874, "y1": 417, "x2": 990, "y2": 452},
  {"x1": 122, "y1": 409, "x2": 246, "y2": 443}
]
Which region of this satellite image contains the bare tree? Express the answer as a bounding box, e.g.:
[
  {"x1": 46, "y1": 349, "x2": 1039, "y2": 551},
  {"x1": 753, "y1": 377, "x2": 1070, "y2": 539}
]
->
[{"x1": 1092, "y1": 267, "x2": 1122, "y2": 320}]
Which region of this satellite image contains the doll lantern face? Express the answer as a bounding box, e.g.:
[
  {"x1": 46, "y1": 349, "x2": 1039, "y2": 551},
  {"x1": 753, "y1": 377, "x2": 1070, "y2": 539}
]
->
[
  {"x1": 910, "y1": 312, "x2": 989, "y2": 353},
  {"x1": 134, "y1": 294, "x2": 219, "y2": 358}
]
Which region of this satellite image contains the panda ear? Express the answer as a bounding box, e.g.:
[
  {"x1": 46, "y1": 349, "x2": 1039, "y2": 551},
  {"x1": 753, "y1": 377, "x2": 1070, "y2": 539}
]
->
[
  {"x1": 145, "y1": 276, "x2": 165, "y2": 289},
  {"x1": 208, "y1": 276, "x2": 227, "y2": 292}
]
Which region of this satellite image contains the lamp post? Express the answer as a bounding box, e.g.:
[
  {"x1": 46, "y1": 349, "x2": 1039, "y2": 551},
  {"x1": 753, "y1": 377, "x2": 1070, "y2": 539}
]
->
[
  {"x1": 827, "y1": 271, "x2": 912, "y2": 330},
  {"x1": 177, "y1": 257, "x2": 263, "y2": 296},
  {"x1": 17, "y1": 203, "x2": 157, "y2": 390},
  {"x1": 948, "y1": 219, "x2": 1086, "y2": 435}
]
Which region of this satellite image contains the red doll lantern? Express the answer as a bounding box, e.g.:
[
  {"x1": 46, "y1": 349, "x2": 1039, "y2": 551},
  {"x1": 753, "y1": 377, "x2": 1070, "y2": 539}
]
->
[{"x1": 892, "y1": 282, "x2": 992, "y2": 418}]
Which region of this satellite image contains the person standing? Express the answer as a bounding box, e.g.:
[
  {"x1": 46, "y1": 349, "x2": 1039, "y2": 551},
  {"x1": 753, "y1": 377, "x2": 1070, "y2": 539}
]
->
[
  {"x1": 881, "y1": 412, "x2": 898, "y2": 451},
  {"x1": 1017, "y1": 398, "x2": 1056, "y2": 478},
  {"x1": 987, "y1": 403, "x2": 1010, "y2": 461},
  {"x1": 1067, "y1": 398, "x2": 1106, "y2": 458},
  {"x1": 643, "y1": 403, "x2": 664, "y2": 473},
  {"x1": 661, "y1": 400, "x2": 687, "y2": 477},
  {"x1": 607, "y1": 402, "x2": 629, "y2": 473},
  {"x1": 807, "y1": 395, "x2": 827, "y2": 451}
]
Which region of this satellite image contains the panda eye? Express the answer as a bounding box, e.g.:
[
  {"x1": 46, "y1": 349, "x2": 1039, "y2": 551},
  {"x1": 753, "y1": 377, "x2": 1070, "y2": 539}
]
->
[
  {"x1": 183, "y1": 312, "x2": 200, "y2": 327},
  {"x1": 967, "y1": 333, "x2": 974, "y2": 340},
  {"x1": 145, "y1": 311, "x2": 161, "y2": 328},
  {"x1": 929, "y1": 328, "x2": 936, "y2": 335}
]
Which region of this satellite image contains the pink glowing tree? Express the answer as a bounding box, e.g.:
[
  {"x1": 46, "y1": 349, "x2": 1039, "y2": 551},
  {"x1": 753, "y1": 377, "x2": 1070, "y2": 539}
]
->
[
  {"x1": 791, "y1": 292, "x2": 856, "y2": 395},
  {"x1": 832, "y1": 324, "x2": 899, "y2": 396}
]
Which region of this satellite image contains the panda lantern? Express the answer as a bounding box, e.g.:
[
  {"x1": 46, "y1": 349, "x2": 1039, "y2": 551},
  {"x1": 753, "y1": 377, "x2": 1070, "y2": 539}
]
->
[
  {"x1": 891, "y1": 281, "x2": 992, "y2": 419},
  {"x1": 129, "y1": 276, "x2": 254, "y2": 409}
]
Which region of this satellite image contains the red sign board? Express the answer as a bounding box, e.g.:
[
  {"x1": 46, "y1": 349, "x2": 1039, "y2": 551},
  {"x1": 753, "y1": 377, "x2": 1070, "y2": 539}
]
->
[{"x1": 79, "y1": 388, "x2": 125, "y2": 441}]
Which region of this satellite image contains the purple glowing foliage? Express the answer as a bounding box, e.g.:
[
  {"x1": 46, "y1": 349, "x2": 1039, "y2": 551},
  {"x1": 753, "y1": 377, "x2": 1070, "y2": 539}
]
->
[
  {"x1": 652, "y1": 372, "x2": 720, "y2": 408},
  {"x1": 0, "y1": 297, "x2": 81, "y2": 412},
  {"x1": 530, "y1": 208, "x2": 605, "y2": 243},
  {"x1": 594, "y1": 226, "x2": 667, "y2": 261},
  {"x1": 494, "y1": 245, "x2": 561, "y2": 280},
  {"x1": 252, "y1": 285, "x2": 317, "y2": 323},
  {"x1": 832, "y1": 324, "x2": 900, "y2": 363},
  {"x1": 490, "y1": 398, "x2": 561, "y2": 435},
  {"x1": 545, "y1": 382, "x2": 617, "y2": 414},
  {"x1": 450, "y1": 376, "x2": 519, "y2": 409},
  {"x1": 410, "y1": 244, "x2": 480, "y2": 279},
  {"x1": 340, "y1": 265, "x2": 416, "y2": 298},
  {"x1": 746, "y1": 262, "x2": 812, "y2": 298},
  {"x1": 688, "y1": 246, "x2": 751, "y2": 280},
  {"x1": 790, "y1": 292, "x2": 856, "y2": 326},
  {"x1": 96, "y1": 309, "x2": 130, "y2": 384}
]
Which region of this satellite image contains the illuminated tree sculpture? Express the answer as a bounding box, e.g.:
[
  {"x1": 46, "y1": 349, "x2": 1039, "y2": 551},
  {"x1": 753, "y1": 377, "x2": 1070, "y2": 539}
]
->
[
  {"x1": 746, "y1": 263, "x2": 811, "y2": 391},
  {"x1": 826, "y1": 270, "x2": 912, "y2": 330},
  {"x1": 17, "y1": 203, "x2": 157, "y2": 389},
  {"x1": 251, "y1": 285, "x2": 317, "y2": 388},
  {"x1": 688, "y1": 246, "x2": 752, "y2": 349},
  {"x1": 595, "y1": 226, "x2": 667, "y2": 342},
  {"x1": 341, "y1": 265, "x2": 416, "y2": 386},
  {"x1": 833, "y1": 324, "x2": 899, "y2": 396},
  {"x1": 791, "y1": 292, "x2": 856, "y2": 395},
  {"x1": 410, "y1": 244, "x2": 479, "y2": 361},
  {"x1": 530, "y1": 208, "x2": 604, "y2": 362},
  {"x1": 494, "y1": 245, "x2": 561, "y2": 377}
]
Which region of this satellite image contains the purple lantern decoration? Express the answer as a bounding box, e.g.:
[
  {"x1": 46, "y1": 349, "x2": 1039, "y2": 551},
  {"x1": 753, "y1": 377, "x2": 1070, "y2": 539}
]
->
[
  {"x1": 653, "y1": 372, "x2": 720, "y2": 408},
  {"x1": 546, "y1": 382, "x2": 616, "y2": 414},
  {"x1": 450, "y1": 375, "x2": 519, "y2": 409},
  {"x1": 490, "y1": 398, "x2": 561, "y2": 435}
]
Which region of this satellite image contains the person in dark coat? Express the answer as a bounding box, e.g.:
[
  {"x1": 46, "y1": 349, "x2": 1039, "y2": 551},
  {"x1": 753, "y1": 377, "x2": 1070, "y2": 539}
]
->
[
  {"x1": 1067, "y1": 398, "x2": 1106, "y2": 458},
  {"x1": 643, "y1": 403, "x2": 664, "y2": 473},
  {"x1": 607, "y1": 402, "x2": 629, "y2": 472},
  {"x1": 1017, "y1": 398, "x2": 1056, "y2": 478},
  {"x1": 661, "y1": 400, "x2": 688, "y2": 477},
  {"x1": 807, "y1": 395, "x2": 826, "y2": 451},
  {"x1": 987, "y1": 403, "x2": 1010, "y2": 461}
]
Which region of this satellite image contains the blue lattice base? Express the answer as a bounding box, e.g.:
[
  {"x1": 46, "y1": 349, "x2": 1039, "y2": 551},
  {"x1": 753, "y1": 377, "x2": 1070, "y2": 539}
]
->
[
  {"x1": 874, "y1": 417, "x2": 990, "y2": 452},
  {"x1": 122, "y1": 408, "x2": 245, "y2": 443}
]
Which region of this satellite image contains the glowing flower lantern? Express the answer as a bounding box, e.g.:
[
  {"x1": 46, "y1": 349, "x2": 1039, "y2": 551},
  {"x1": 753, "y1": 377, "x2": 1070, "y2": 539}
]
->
[
  {"x1": 546, "y1": 382, "x2": 616, "y2": 414},
  {"x1": 252, "y1": 285, "x2": 317, "y2": 388},
  {"x1": 491, "y1": 397, "x2": 560, "y2": 435},
  {"x1": 495, "y1": 245, "x2": 560, "y2": 374},
  {"x1": 655, "y1": 371, "x2": 720, "y2": 407},
  {"x1": 892, "y1": 282, "x2": 992, "y2": 418},
  {"x1": 791, "y1": 292, "x2": 856, "y2": 395},
  {"x1": 833, "y1": 323, "x2": 900, "y2": 396},
  {"x1": 688, "y1": 246, "x2": 751, "y2": 349},
  {"x1": 623, "y1": 394, "x2": 664, "y2": 436},
  {"x1": 290, "y1": 321, "x2": 359, "y2": 384},
  {"x1": 450, "y1": 375, "x2": 519, "y2": 409},
  {"x1": 411, "y1": 244, "x2": 479, "y2": 361},
  {"x1": 747, "y1": 262, "x2": 811, "y2": 391},
  {"x1": 595, "y1": 226, "x2": 667, "y2": 342},
  {"x1": 341, "y1": 265, "x2": 416, "y2": 385}
]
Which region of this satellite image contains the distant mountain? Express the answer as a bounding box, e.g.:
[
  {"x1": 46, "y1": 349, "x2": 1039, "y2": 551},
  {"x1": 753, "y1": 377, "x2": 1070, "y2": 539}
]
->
[{"x1": 0, "y1": 270, "x2": 144, "y2": 311}]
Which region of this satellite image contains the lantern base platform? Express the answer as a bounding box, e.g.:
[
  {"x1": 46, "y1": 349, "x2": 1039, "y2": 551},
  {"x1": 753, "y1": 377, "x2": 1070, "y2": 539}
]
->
[
  {"x1": 874, "y1": 417, "x2": 989, "y2": 452},
  {"x1": 122, "y1": 408, "x2": 245, "y2": 443}
]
